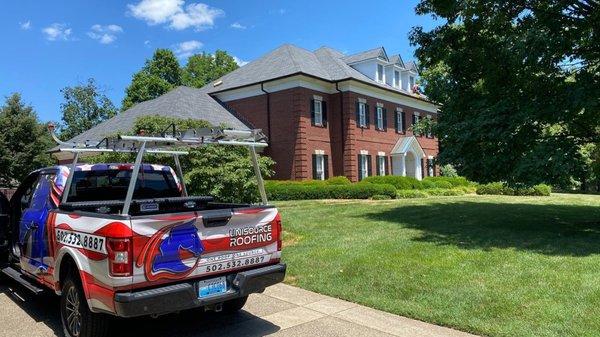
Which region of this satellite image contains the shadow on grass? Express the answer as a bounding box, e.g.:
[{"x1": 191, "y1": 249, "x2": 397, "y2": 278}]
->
[{"x1": 362, "y1": 200, "x2": 600, "y2": 256}]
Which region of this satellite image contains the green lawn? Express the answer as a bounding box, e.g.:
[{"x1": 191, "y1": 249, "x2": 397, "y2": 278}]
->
[{"x1": 277, "y1": 194, "x2": 600, "y2": 337}]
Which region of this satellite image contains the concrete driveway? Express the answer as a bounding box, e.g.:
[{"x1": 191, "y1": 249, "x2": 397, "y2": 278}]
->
[{"x1": 0, "y1": 279, "x2": 478, "y2": 337}]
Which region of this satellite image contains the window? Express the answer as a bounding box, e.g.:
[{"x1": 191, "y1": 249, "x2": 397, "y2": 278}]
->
[
  {"x1": 312, "y1": 154, "x2": 328, "y2": 180},
  {"x1": 314, "y1": 100, "x2": 322, "y2": 125},
  {"x1": 376, "y1": 107, "x2": 384, "y2": 130},
  {"x1": 394, "y1": 71, "x2": 400, "y2": 88},
  {"x1": 409, "y1": 76, "x2": 415, "y2": 91},
  {"x1": 357, "y1": 154, "x2": 371, "y2": 180},
  {"x1": 311, "y1": 98, "x2": 327, "y2": 127},
  {"x1": 413, "y1": 113, "x2": 420, "y2": 136},
  {"x1": 427, "y1": 158, "x2": 435, "y2": 177},
  {"x1": 395, "y1": 110, "x2": 404, "y2": 133},
  {"x1": 377, "y1": 156, "x2": 386, "y2": 176},
  {"x1": 377, "y1": 64, "x2": 384, "y2": 82},
  {"x1": 358, "y1": 102, "x2": 367, "y2": 127}
]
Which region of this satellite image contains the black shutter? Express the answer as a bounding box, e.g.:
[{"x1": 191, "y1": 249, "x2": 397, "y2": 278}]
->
[
  {"x1": 310, "y1": 99, "x2": 315, "y2": 126},
  {"x1": 312, "y1": 154, "x2": 317, "y2": 179},
  {"x1": 324, "y1": 155, "x2": 329, "y2": 179},
  {"x1": 357, "y1": 154, "x2": 363, "y2": 180},
  {"x1": 383, "y1": 108, "x2": 388, "y2": 131},
  {"x1": 365, "y1": 105, "x2": 370, "y2": 128},
  {"x1": 384, "y1": 156, "x2": 389, "y2": 175},
  {"x1": 433, "y1": 158, "x2": 437, "y2": 176},
  {"x1": 356, "y1": 102, "x2": 360, "y2": 126},
  {"x1": 401, "y1": 111, "x2": 406, "y2": 132},
  {"x1": 394, "y1": 111, "x2": 399, "y2": 133},
  {"x1": 376, "y1": 156, "x2": 381, "y2": 176},
  {"x1": 322, "y1": 101, "x2": 328, "y2": 127},
  {"x1": 389, "y1": 156, "x2": 393, "y2": 174},
  {"x1": 367, "y1": 155, "x2": 372, "y2": 177},
  {"x1": 412, "y1": 113, "x2": 416, "y2": 126}
]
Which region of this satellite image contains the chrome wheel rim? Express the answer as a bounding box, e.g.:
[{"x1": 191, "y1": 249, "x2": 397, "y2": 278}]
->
[{"x1": 64, "y1": 286, "x2": 82, "y2": 337}]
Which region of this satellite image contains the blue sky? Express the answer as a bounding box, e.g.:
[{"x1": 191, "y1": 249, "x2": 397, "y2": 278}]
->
[{"x1": 0, "y1": 0, "x2": 438, "y2": 122}]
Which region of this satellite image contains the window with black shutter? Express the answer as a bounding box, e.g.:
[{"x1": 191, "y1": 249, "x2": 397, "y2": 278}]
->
[
  {"x1": 366, "y1": 155, "x2": 372, "y2": 177},
  {"x1": 323, "y1": 155, "x2": 329, "y2": 179},
  {"x1": 383, "y1": 108, "x2": 387, "y2": 131},
  {"x1": 321, "y1": 101, "x2": 328, "y2": 127},
  {"x1": 313, "y1": 154, "x2": 326, "y2": 180},
  {"x1": 357, "y1": 102, "x2": 368, "y2": 128},
  {"x1": 401, "y1": 111, "x2": 406, "y2": 132},
  {"x1": 357, "y1": 154, "x2": 363, "y2": 180},
  {"x1": 311, "y1": 99, "x2": 324, "y2": 127}
]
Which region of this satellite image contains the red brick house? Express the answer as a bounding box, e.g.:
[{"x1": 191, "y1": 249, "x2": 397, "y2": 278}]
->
[
  {"x1": 210, "y1": 45, "x2": 439, "y2": 182},
  {"x1": 68, "y1": 44, "x2": 439, "y2": 182}
]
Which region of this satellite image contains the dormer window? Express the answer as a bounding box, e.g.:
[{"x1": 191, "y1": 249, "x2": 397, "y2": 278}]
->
[
  {"x1": 394, "y1": 70, "x2": 400, "y2": 88},
  {"x1": 377, "y1": 64, "x2": 384, "y2": 82},
  {"x1": 409, "y1": 76, "x2": 415, "y2": 91}
]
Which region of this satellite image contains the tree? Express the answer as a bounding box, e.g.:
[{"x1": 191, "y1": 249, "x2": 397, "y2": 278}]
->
[
  {"x1": 59, "y1": 78, "x2": 117, "y2": 140},
  {"x1": 182, "y1": 50, "x2": 239, "y2": 88},
  {"x1": 0, "y1": 94, "x2": 54, "y2": 186},
  {"x1": 410, "y1": 0, "x2": 600, "y2": 187},
  {"x1": 122, "y1": 49, "x2": 182, "y2": 110}
]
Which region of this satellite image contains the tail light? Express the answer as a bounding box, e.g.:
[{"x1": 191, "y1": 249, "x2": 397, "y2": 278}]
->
[
  {"x1": 272, "y1": 213, "x2": 282, "y2": 251},
  {"x1": 107, "y1": 238, "x2": 132, "y2": 277}
]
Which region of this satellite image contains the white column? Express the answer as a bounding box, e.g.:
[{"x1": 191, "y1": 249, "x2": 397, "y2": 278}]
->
[
  {"x1": 400, "y1": 154, "x2": 406, "y2": 177},
  {"x1": 415, "y1": 156, "x2": 422, "y2": 180}
]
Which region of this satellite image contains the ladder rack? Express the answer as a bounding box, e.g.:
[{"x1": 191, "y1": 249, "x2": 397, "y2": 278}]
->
[{"x1": 48, "y1": 123, "x2": 270, "y2": 213}]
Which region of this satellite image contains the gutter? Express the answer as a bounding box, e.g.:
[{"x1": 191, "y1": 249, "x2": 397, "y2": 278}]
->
[{"x1": 260, "y1": 83, "x2": 272, "y2": 141}]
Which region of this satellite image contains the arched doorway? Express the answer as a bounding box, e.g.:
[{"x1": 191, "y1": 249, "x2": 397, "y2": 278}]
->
[{"x1": 405, "y1": 151, "x2": 416, "y2": 178}]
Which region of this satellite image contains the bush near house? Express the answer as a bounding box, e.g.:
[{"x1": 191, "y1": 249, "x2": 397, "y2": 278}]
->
[
  {"x1": 265, "y1": 181, "x2": 397, "y2": 200},
  {"x1": 363, "y1": 175, "x2": 474, "y2": 190},
  {"x1": 476, "y1": 182, "x2": 552, "y2": 196}
]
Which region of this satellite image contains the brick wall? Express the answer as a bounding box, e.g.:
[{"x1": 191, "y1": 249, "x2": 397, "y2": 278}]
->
[{"x1": 223, "y1": 87, "x2": 439, "y2": 181}]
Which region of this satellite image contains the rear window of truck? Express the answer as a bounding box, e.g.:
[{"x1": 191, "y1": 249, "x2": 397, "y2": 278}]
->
[{"x1": 67, "y1": 169, "x2": 181, "y2": 202}]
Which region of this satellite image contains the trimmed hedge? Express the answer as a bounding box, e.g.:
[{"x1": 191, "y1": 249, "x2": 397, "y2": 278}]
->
[
  {"x1": 423, "y1": 176, "x2": 472, "y2": 187},
  {"x1": 397, "y1": 190, "x2": 429, "y2": 198},
  {"x1": 362, "y1": 176, "x2": 424, "y2": 189},
  {"x1": 476, "y1": 183, "x2": 551, "y2": 196},
  {"x1": 425, "y1": 188, "x2": 466, "y2": 196},
  {"x1": 266, "y1": 182, "x2": 397, "y2": 200}
]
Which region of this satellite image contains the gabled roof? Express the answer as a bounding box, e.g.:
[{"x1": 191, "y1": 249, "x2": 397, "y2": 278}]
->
[
  {"x1": 63, "y1": 86, "x2": 250, "y2": 145},
  {"x1": 341, "y1": 47, "x2": 388, "y2": 64},
  {"x1": 391, "y1": 136, "x2": 426, "y2": 157},
  {"x1": 405, "y1": 61, "x2": 419, "y2": 73},
  {"x1": 389, "y1": 55, "x2": 405, "y2": 68}
]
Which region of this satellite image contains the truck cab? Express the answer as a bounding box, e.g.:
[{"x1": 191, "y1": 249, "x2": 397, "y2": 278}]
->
[{"x1": 0, "y1": 127, "x2": 285, "y2": 337}]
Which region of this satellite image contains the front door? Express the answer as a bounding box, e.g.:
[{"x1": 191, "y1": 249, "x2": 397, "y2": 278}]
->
[{"x1": 19, "y1": 172, "x2": 55, "y2": 273}]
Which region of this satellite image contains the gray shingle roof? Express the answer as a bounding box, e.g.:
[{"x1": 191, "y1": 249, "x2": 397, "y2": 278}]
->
[
  {"x1": 341, "y1": 47, "x2": 388, "y2": 64},
  {"x1": 63, "y1": 86, "x2": 249, "y2": 145},
  {"x1": 389, "y1": 55, "x2": 405, "y2": 68}
]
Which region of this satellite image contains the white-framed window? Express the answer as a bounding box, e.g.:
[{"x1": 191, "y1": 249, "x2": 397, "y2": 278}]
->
[
  {"x1": 358, "y1": 102, "x2": 367, "y2": 127},
  {"x1": 378, "y1": 156, "x2": 386, "y2": 176},
  {"x1": 376, "y1": 106, "x2": 384, "y2": 130},
  {"x1": 409, "y1": 76, "x2": 415, "y2": 91},
  {"x1": 315, "y1": 154, "x2": 325, "y2": 180},
  {"x1": 428, "y1": 158, "x2": 434, "y2": 177},
  {"x1": 377, "y1": 64, "x2": 384, "y2": 82},
  {"x1": 361, "y1": 155, "x2": 369, "y2": 179},
  {"x1": 394, "y1": 70, "x2": 400, "y2": 88},
  {"x1": 396, "y1": 110, "x2": 404, "y2": 132},
  {"x1": 314, "y1": 99, "x2": 323, "y2": 126}
]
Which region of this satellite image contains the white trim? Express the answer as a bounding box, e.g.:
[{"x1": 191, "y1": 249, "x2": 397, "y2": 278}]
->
[
  {"x1": 360, "y1": 150, "x2": 369, "y2": 155},
  {"x1": 378, "y1": 151, "x2": 386, "y2": 156},
  {"x1": 357, "y1": 97, "x2": 367, "y2": 104},
  {"x1": 427, "y1": 155, "x2": 434, "y2": 159},
  {"x1": 313, "y1": 95, "x2": 323, "y2": 101},
  {"x1": 396, "y1": 107, "x2": 403, "y2": 112},
  {"x1": 213, "y1": 74, "x2": 439, "y2": 113},
  {"x1": 376, "y1": 102, "x2": 384, "y2": 108},
  {"x1": 315, "y1": 149, "x2": 325, "y2": 155}
]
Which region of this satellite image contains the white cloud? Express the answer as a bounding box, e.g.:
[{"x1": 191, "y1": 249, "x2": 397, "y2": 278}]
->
[
  {"x1": 20, "y1": 21, "x2": 31, "y2": 30},
  {"x1": 42, "y1": 23, "x2": 72, "y2": 41},
  {"x1": 230, "y1": 22, "x2": 246, "y2": 30},
  {"x1": 87, "y1": 24, "x2": 123, "y2": 44},
  {"x1": 173, "y1": 40, "x2": 203, "y2": 59},
  {"x1": 128, "y1": 0, "x2": 224, "y2": 31},
  {"x1": 233, "y1": 56, "x2": 248, "y2": 67}
]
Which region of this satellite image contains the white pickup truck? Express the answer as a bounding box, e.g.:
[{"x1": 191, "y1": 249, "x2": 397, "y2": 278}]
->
[{"x1": 0, "y1": 126, "x2": 285, "y2": 337}]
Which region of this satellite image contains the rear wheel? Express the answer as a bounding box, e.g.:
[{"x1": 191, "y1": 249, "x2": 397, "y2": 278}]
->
[
  {"x1": 222, "y1": 295, "x2": 248, "y2": 313},
  {"x1": 60, "y1": 275, "x2": 110, "y2": 337}
]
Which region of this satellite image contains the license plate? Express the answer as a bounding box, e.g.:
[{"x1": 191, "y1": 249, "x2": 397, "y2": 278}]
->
[{"x1": 198, "y1": 276, "x2": 227, "y2": 298}]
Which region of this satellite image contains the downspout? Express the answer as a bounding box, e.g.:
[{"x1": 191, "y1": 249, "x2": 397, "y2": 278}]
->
[
  {"x1": 260, "y1": 83, "x2": 272, "y2": 141},
  {"x1": 335, "y1": 82, "x2": 345, "y2": 171}
]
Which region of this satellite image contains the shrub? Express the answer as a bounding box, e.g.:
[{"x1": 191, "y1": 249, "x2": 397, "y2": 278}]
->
[
  {"x1": 425, "y1": 188, "x2": 465, "y2": 196},
  {"x1": 362, "y1": 176, "x2": 424, "y2": 190},
  {"x1": 266, "y1": 182, "x2": 396, "y2": 200},
  {"x1": 327, "y1": 176, "x2": 351, "y2": 185},
  {"x1": 371, "y1": 194, "x2": 392, "y2": 200},
  {"x1": 476, "y1": 182, "x2": 551, "y2": 196},
  {"x1": 423, "y1": 176, "x2": 471, "y2": 187},
  {"x1": 440, "y1": 164, "x2": 458, "y2": 177},
  {"x1": 397, "y1": 190, "x2": 429, "y2": 198}
]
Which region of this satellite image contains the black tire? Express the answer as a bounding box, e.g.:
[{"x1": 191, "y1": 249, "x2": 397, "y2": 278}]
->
[
  {"x1": 60, "y1": 275, "x2": 110, "y2": 337},
  {"x1": 222, "y1": 295, "x2": 248, "y2": 314}
]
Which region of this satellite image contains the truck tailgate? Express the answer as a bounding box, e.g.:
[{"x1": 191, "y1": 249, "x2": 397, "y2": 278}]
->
[{"x1": 131, "y1": 207, "x2": 280, "y2": 288}]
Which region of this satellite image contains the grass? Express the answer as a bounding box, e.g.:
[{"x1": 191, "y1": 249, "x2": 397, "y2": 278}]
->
[{"x1": 277, "y1": 194, "x2": 600, "y2": 337}]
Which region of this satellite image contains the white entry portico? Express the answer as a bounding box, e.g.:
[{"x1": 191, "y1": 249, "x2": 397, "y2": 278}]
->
[{"x1": 390, "y1": 136, "x2": 426, "y2": 180}]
